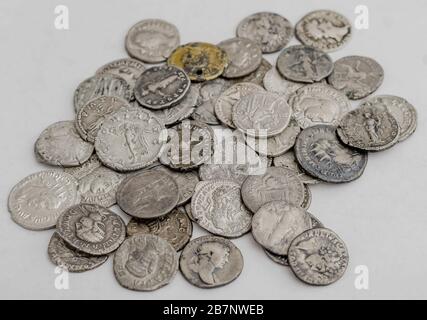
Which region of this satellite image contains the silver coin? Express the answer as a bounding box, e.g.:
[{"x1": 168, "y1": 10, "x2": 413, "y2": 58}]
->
[
  {"x1": 215, "y1": 82, "x2": 265, "y2": 128},
  {"x1": 95, "y1": 106, "x2": 165, "y2": 172},
  {"x1": 302, "y1": 184, "x2": 312, "y2": 210},
  {"x1": 235, "y1": 58, "x2": 272, "y2": 85},
  {"x1": 35, "y1": 121, "x2": 94, "y2": 167},
  {"x1": 96, "y1": 58, "x2": 146, "y2": 89},
  {"x1": 241, "y1": 167, "x2": 305, "y2": 213},
  {"x1": 114, "y1": 234, "x2": 179, "y2": 291},
  {"x1": 125, "y1": 19, "x2": 180, "y2": 63},
  {"x1": 8, "y1": 171, "x2": 80, "y2": 231},
  {"x1": 184, "y1": 202, "x2": 196, "y2": 222},
  {"x1": 48, "y1": 232, "x2": 108, "y2": 273},
  {"x1": 76, "y1": 96, "x2": 130, "y2": 143},
  {"x1": 236, "y1": 12, "x2": 293, "y2": 53},
  {"x1": 277, "y1": 45, "x2": 334, "y2": 83},
  {"x1": 180, "y1": 235, "x2": 244, "y2": 288},
  {"x1": 264, "y1": 249, "x2": 289, "y2": 266},
  {"x1": 191, "y1": 180, "x2": 252, "y2": 238},
  {"x1": 126, "y1": 207, "x2": 192, "y2": 251},
  {"x1": 296, "y1": 10, "x2": 352, "y2": 52},
  {"x1": 328, "y1": 56, "x2": 384, "y2": 100},
  {"x1": 288, "y1": 228, "x2": 349, "y2": 286},
  {"x1": 252, "y1": 201, "x2": 312, "y2": 255},
  {"x1": 218, "y1": 37, "x2": 262, "y2": 78},
  {"x1": 273, "y1": 151, "x2": 320, "y2": 185},
  {"x1": 57, "y1": 203, "x2": 126, "y2": 256},
  {"x1": 290, "y1": 84, "x2": 351, "y2": 129},
  {"x1": 295, "y1": 125, "x2": 368, "y2": 183},
  {"x1": 262, "y1": 68, "x2": 305, "y2": 97},
  {"x1": 232, "y1": 92, "x2": 292, "y2": 137}
]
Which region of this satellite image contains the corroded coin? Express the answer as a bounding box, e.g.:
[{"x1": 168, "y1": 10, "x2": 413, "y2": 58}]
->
[
  {"x1": 235, "y1": 58, "x2": 272, "y2": 85},
  {"x1": 236, "y1": 12, "x2": 294, "y2": 53},
  {"x1": 96, "y1": 58, "x2": 146, "y2": 89},
  {"x1": 125, "y1": 19, "x2": 180, "y2": 63},
  {"x1": 295, "y1": 125, "x2": 368, "y2": 183},
  {"x1": 57, "y1": 203, "x2": 126, "y2": 256},
  {"x1": 273, "y1": 151, "x2": 320, "y2": 185},
  {"x1": 114, "y1": 234, "x2": 179, "y2": 291},
  {"x1": 48, "y1": 232, "x2": 108, "y2": 273},
  {"x1": 288, "y1": 228, "x2": 349, "y2": 286},
  {"x1": 180, "y1": 235, "x2": 244, "y2": 288},
  {"x1": 277, "y1": 45, "x2": 334, "y2": 83},
  {"x1": 263, "y1": 68, "x2": 304, "y2": 97},
  {"x1": 168, "y1": 42, "x2": 229, "y2": 82}
]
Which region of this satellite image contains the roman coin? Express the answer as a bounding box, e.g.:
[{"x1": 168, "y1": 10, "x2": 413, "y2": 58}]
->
[
  {"x1": 262, "y1": 68, "x2": 304, "y2": 97},
  {"x1": 96, "y1": 58, "x2": 146, "y2": 89},
  {"x1": 235, "y1": 58, "x2": 272, "y2": 85},
  {"x1": 64, "y1": 154, "x2": 102, "y2": 179},
  {"x1": 272, "y1": 151, "x2": 320, "y2": 185}
]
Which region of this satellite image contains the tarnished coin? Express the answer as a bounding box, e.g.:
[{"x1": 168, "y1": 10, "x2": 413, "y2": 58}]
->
[
  {"x1": 241, "y1": 167, "x2": 305, "y2": 213},
  {"x1": 95, "y1": 106, "x2": 165, "y2": 172},
  {"x1": 215, "y1": 82, "x2": 265, "y2": 128},
  {"x1": 290, "y1": 84, "x2": 351, "y2": 129},
  {"x1": 328, "y1": 56, "x2": 384, "y2": 100},
  {"x1": 57, "y1": 204, "x2": 126, "y2": 256},
  {"x1": 76, "y1": 96, "x2": 130, "y2": 143},
  {"x1": 236, "y1": 12, "x2": 293, "y2": 53},
  {"x1": 191, "y1": 180, "x2": 252, "y2": 238},
  {"x1": 126, "y1": 208, "x2": 192, "y2": 251},
  {"x1": 337, "y1": 102, "x2": 400, "y2": 151},
  {"x1": 168, "y1": 42, "x2": 229, "y2": 82},
  {"x1": 295, "y1": 125, "x2": 368, "y2": 183},
  {"x1": 277, "y1": 45, "x2": 334, "y2": 83},
  {"x1": 96, "y1": 58, "x2": 146, "y2": 89},
  {"x1": 302, "y1": 185, "x2": 312, "y2": 210},
  {"x1": 35, "y1": 121, "x2": 94, "y2": 167},
  {"x1": 114, "y1": 234, "x2": 179, "y2": 291},
  {"x1": 235, "y1": 58, "x2": 272, "y2": 85},
  {"x1": 180, "y1": 235, "x2": 244, "y2": 288},
  {"x1": 265, "y1": 249, "x2": 289, "y2": 266},
  {"x1": 232, "y1": 92, "x2": 292, "y2": 137},
  {"x1": 218, "y1": 37, "x2": 262, "y2": 78},
  {"x1": 263, "y1": 68, "x2": 304, "y2": 97},
  {"x1": 252, "y1": 201, "x2": 312, "y2": 255},
  {"x1": 117, "y1": 170, "x2": 179, "y2": 219},
  {"x1": 8, "y1": 171, "x2": 80, "y2": 231},
  {"x1": 48, "y1": 232, "x2": 108, "y2": 273},
  {"x1": 296, "y1": 10, "x2": 352, "y2": 52},
  {"x1": 125, "y1": 19, "x2": 180, "y2": 63},
  {"x1": 288, "y1": 228, "x2": 349, "y2": 286},
  {"x1": 273, "y1": 151, "x2": 320, "y2": 185}
]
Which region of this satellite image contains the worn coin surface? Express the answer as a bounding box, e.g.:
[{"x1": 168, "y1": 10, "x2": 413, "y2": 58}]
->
[
  {"x1": 114, "y1": 234, "x2": 179, "y2": 291},
  {"x1": 168, "y1": 42, "x2": 229, "y2": 82},
  {"x1": 241, "y1": 167, "x2": 305, "y2": 213},
  {"x1": 57, "y1": 203, "x2": 126, "y2": 256},
  {"x1": 64, "y1": 154, "x2": 102, "y2": 179},
  {"x1": 180, "y1": 235, "x2": 244, "y2": 288},
  {"x1": 236, "y1": 12, "x2": 294, "y2": 53},
  {"x1": 96, "y1": 58, "x2": 146, "y2": 89},
  {"x1": 263, "y1": 68, "x2": 305, "y2": 97},
  {"x1": 252, "y1": 201, "x2": 312, "y2": 255},
  {"x1": 288, "y1": 228, "x2": 349, "y2": 286},
  {"x1": 295, "y1": 125, "x2": 368, "y2": 183},
  {"x1": 48, "y1": 232, "x2": 108, "y2": 272},
  {"x1": 277, "y1": 45, "x2": 334, "y2": 83},
  {"x1": 273, "y1": 151, "x2": 319, "y2": 185},
  {"x1": 290, "y1": 84, "x2": 351, "y2": 129},
  {"x1": 125, "y1": 19, "x2": 180, "y2": 63},
  {"x1": 236, "y1": 58, "x2": 272, "y2": 85},
  {"x1": 218, "y1": 37, "x2": 262, "y2": 78},
  {"x1": 295, "y1": 10, "x2": 352, "y2": 52},
  {"x1": 328, "y1": 56, "x2": 384, "y2": 100}
]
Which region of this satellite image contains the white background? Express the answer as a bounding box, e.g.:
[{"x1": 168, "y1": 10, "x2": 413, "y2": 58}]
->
[{"x1": 0, "y1": 0, "x2": 426, "y2": 300}]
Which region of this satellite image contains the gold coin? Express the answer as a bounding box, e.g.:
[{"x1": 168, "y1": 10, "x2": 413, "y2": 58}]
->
[{"x1": 167, "y1": 42, "x2": 229, "y2": 82}]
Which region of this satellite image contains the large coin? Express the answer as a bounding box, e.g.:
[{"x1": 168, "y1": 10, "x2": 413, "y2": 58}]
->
[
  {"x1": 180, "y1": 235, "x2": 244, "y2": 288},
  {"x1": 277, "y1": 45, "x2": 334, "y2": 83},
  {"x1": 96, "y1": 58, "x2": 146, "y2": 89},
  {"x1": 8, "y1": 171, "x2": 80, "y2": 231},
  {"x1": 125, "y1": 19, "x2": 180, "y2": 63},
  {"x1": 273, "y1": 151, "x2": 320, "y2": 185},
  {"x1": 191, "y1": 180, "x2": 252, "y2": 238},
  {"x1": 235, "y1": 58, "x2": 272, "y2": 85},
  {"x1": 288, "y1": 228, "x2": 349, "y2": 286},
  {"x1": 263, "y1": 68, "x2": 304, "y2": 97},
  {"x1": 236, "y1": 12, "x2": 293, "y2": 53},
  {"x1": 114, "y1": 234, "x2": 179, "y2": 291},
  {"x1": 57, "y1": 203, "x2": 126, "y2": 256}
]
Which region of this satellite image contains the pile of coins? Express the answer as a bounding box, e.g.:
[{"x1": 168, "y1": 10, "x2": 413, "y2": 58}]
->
[{"x1": 8, "y1": 10, "x2": 417, "y2": 290}]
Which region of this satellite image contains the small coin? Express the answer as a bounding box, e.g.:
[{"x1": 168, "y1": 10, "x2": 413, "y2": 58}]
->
[
  {"x1": 236, "y1": 12, "x2": 293, "y2": 53},
  {"x1": 168, "y1": 42, "x2": 229, "y2": 82},
  {"x1": 288, "y1": 228, "x2": 349, "y2": 286},
  {"x1": 114, "y1": 234, "x2": 179, "y2": 291},
  {"x1": 64, "y1": 154, "x2": 102, "y2": 179},
  {"x1": 126, "y1": 207, "x2": 192, "y2": 251},
  {"x1": 277, "y1": 45, "x2": 334, "y2": 83},
  {"x1": 273, "y1": 151, "x2": 320, "y2": 185},
  {"x1": 96, "y1": 58, "x2": 146, "y2": 89},
  {"x1": 218, "y1": 37, "x2": 262, "y2": 78},
  {"x1": 263, "y1": 68, "x2": 305, "y2": 97},
  {"x1": 125, "y1": 19, "x2": 180, "y2": 63},
  {"x1": 48, "y1": 232, "x2": 108, "y2": 273},
  {"x1": 302, "y1": 184, "x2": 312, "y2": 210},
  {"x1": 235, "y1": 58, "x2": 272, "y2": 85},
  {"x1": 180, "y1": 235, "x2": 244, "y2": 288},
  {"x1": 296, "y1": 10, "x2": 352, "y2": 52},
  {"x1": 327, "y1": 56, "x2": 384, "y2": 100},
  {"x1": 57, "y1": 203, "x2": 126, "y2": 256}
]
